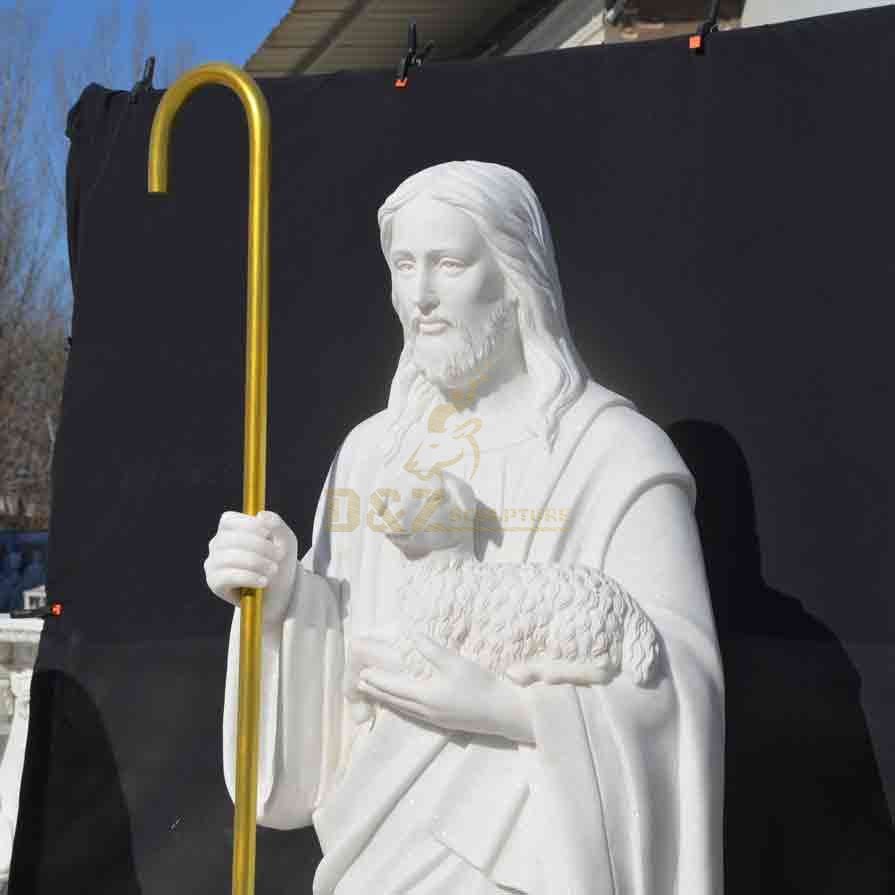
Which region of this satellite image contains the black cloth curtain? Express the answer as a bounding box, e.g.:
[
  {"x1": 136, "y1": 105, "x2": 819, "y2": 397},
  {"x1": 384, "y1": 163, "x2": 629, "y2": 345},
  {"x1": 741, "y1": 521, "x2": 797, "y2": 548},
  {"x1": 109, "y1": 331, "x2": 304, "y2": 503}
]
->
[{"x1": 11, "y1": 6, "x2": 895, "y2": 893}]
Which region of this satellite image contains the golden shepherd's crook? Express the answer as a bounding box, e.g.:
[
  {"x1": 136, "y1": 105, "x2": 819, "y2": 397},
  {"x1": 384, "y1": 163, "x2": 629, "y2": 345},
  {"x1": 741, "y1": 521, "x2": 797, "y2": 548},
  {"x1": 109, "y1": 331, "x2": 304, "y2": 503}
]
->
[{"x1": 148, "y1": 63, "x2": 270, "y2": 895}]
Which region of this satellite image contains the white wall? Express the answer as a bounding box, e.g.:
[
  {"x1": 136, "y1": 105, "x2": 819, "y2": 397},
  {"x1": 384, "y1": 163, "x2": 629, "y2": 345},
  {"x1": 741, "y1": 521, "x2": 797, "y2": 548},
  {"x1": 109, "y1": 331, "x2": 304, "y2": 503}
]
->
[{"x1": 742, "y1": 0, "x2": 893, "y2": 27}]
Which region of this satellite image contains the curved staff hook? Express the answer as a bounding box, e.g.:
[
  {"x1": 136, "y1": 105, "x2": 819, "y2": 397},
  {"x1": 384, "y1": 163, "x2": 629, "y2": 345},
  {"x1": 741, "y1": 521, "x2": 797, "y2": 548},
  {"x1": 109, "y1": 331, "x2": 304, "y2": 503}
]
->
[{"x1": 147, "y1": 63, "x2": 270, "y2": 895}]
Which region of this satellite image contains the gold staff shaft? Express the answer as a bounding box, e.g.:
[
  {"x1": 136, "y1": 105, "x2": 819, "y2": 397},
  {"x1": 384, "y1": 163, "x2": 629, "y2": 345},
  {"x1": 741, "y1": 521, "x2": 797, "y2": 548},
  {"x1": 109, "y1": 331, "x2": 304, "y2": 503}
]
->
[{"x1": 148, "y1": 62, "x2": 271, "y2": 895}]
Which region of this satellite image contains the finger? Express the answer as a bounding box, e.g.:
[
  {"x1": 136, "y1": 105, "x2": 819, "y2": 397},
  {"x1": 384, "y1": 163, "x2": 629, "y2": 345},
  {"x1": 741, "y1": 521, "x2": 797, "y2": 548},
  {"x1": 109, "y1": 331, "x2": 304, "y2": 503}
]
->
[
  {"x1": 219, "y1": 511, "x2": 272, "y2": 538},
  {"x1": 358, "y1": 682, "x2": 426, "y2": 721},
  {"x1": 350, "y1": 700, "x2": 373, "y2": 724},
  {"x1": 570, "y1": 662, "x2": 615, "y2": 685},
  {"x1": 539, "y1": 664, "x2": 598, "y2": 685},
  {"x1": 345, "y1": 646, "x2": 373, "y2": 695},
  {"x1": 505, "y1": 664, "x2": 538, "y2": 685},
  {"x1": 505, "y1": 660, "x2": 615, "y2": 686},
  {"x1": 347, "y1": 637, "x2": 403, "y2": 686},
  {"x1": 256, "y1": 512, "x2": 297, "y2": 558},
  {"x1": 583, "y1": 667, "x2": 616, "y2": 685},
  {"x1": 208, "y1": 548, "x2": 279, "y2": 578},
  {"x1": 357, "y1": 676, "x2": 429, "y2": 720},
  {"x1": 505, "y1": 660, "x2": 561, "y2": 685},
  {"x1": 359, "y1": 668, "x2": 428, "y2": 704},
  {"x1": 343, "y1": 673, "x2": 363, "y2": 701},
  {"x1": 257, "y1": 510, "x2": 292, "y2": 534},
  {"x1": 211, "y1": 531, "x2": 281, "y2": 562},
  {"x1": 410, "y1": 632, "x2": 453, "y2": 672},
  {"x1": 209, "y1": 567, "x2": 269, "y2": 593},
  {"x1": 350, "y1": 637, "x2": 406, "y2": 675}
]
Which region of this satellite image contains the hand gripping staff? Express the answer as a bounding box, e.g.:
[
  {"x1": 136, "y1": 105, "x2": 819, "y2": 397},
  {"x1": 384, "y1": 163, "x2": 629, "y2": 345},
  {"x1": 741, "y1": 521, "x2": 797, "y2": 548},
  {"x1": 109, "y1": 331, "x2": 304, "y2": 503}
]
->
[{"x1": 147, "y1": 63, "x2": 271, "y2": 895}]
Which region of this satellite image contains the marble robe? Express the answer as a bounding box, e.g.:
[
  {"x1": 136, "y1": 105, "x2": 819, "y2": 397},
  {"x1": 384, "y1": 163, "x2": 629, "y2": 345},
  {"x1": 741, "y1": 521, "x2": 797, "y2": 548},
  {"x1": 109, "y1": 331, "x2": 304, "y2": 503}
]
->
[{"x1": 223, "y1": 379, "x2": 725, "y2": 894}]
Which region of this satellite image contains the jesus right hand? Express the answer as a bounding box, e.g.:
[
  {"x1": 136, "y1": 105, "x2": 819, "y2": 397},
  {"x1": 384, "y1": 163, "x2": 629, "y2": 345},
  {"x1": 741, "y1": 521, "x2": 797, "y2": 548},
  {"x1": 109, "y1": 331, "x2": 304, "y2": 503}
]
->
[{"x1": 204, "y1": 509, "x2": 299, "y2": 629}]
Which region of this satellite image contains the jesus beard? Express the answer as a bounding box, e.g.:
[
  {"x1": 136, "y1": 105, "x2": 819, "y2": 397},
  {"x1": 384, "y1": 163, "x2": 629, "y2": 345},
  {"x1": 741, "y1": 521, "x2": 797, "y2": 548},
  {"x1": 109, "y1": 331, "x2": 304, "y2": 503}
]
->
[{"x1": 404, "y1": 298, "x2": 518, "y2": 394}]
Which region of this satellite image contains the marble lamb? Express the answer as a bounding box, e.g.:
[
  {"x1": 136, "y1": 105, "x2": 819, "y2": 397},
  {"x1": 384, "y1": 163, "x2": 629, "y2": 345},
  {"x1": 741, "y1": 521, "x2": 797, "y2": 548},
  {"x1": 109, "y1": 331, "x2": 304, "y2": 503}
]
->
[{"x1": 380, "y1": 469, "x2": 661, "y2": 687}]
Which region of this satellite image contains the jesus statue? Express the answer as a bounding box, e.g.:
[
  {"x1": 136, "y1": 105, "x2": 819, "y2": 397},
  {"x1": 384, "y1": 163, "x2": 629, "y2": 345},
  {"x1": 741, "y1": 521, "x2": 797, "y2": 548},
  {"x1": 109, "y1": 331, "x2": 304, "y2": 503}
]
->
[{"x1": 204, "y1": 161, "x2": 725, "y2": 894}]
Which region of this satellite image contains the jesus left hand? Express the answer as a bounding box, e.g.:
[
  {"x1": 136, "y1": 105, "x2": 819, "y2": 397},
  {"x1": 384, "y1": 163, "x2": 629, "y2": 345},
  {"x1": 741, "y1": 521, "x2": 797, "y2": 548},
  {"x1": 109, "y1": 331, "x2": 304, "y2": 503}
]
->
[{"x1": 350, "y1": 632, "x2": 535, "y2": 745}]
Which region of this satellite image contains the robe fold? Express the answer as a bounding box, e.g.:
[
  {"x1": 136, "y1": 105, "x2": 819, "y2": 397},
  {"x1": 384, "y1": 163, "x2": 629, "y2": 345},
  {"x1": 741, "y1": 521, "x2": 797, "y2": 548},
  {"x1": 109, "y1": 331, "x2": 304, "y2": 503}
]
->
[{"x1": 223, "y1": 380, "x2": 725, "y2": 894}]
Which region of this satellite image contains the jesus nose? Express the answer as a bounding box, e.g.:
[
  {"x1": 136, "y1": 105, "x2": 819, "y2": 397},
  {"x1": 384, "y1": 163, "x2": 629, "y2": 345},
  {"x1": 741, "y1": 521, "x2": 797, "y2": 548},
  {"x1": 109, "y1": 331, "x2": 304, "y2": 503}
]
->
[
  {"x1": 415, "y1": 295, "x2": 438, "y2": 316},
  {"x1": 413, "y1": 280, "x2": 439, "y2": 316}
]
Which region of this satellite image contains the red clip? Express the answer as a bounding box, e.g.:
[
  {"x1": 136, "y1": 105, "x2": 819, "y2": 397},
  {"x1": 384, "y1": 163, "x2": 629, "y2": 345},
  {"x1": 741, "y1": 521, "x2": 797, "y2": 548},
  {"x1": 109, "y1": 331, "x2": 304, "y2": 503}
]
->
[
  {"x1": 690, "y1": 3, "x2": 719, "y2": 55},
  {"x1": 395, "y1": 77, "x2": 408, "y2": 88},
  {"x1": 51, "y1": 603, "x2": 63, "y2": 616}
]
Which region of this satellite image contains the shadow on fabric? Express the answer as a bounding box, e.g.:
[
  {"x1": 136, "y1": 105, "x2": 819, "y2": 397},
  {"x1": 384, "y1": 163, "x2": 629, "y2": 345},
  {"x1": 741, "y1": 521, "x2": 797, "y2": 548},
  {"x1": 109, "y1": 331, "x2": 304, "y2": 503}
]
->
[
  {"x1": 668, "y1": 421, "x2": 895, "y2": 894},
  {"x1": 8, "y1": 668, "x2": 141, "y2": 893},
  {"x1": 7, "y1": 643, "x2": 323, "y2": 894}
]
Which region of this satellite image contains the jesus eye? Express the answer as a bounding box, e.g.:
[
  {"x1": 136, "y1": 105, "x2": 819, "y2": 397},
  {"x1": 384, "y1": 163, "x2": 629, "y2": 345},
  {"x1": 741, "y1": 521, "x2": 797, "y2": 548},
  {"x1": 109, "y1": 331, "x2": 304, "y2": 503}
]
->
[
  {"x1": 395, "y1": 258, "x2": 415, "y2": 273},
  {"x1": 438, "y1": 258, "x2": 466, "y2": 274}
]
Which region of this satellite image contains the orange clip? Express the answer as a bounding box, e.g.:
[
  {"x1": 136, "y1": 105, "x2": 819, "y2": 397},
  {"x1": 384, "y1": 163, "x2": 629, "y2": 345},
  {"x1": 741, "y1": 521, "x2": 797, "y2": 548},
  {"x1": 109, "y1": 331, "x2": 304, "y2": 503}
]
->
[
  {"x1": 689, "y1": 34, "x2": 703, "y2": 51},
  {"x1": 395, "y1": 78, "x2": 408, "y2": 88},
  {"x1": 51, "y1": 603, "x2": 63, "y2": 616}
]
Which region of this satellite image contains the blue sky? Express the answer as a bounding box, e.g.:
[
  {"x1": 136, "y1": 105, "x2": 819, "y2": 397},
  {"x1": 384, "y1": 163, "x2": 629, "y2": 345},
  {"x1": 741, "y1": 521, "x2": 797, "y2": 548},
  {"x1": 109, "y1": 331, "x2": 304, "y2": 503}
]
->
[
  {"x1": 43, "y1": 0, "x2": 291, "y2": 81},
  {"x1": 24, "y1": 1, "x2": 295, "y2": 305}
]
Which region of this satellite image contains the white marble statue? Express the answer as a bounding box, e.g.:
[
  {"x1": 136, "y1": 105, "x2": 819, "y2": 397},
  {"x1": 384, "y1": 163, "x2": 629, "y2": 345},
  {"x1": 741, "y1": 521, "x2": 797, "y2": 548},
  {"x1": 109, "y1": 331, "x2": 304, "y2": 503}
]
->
[
  {"x1": 205, "y1": 161, "x2": 725, "y2": 894},
  {"x1": 369, "y1": 467, "x2": 660, "y2": 694}
]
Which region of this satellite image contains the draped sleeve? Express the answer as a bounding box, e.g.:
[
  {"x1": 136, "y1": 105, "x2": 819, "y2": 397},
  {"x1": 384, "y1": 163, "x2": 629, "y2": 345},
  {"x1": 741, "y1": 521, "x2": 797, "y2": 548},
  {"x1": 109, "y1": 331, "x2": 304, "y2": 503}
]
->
[
  {"x1": 522, "y1": 407, "x2": 725, "y2": 894},
  {"x1": 222, "y1": 454, "x2": 349, "y2": 830}
]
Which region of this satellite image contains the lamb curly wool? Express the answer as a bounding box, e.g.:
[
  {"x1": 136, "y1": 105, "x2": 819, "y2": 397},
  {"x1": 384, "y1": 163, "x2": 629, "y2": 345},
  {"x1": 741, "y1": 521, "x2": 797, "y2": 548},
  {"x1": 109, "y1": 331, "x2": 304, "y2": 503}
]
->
[{"x1": 395, "y1": 556, "x2": 660, "y2": 686}]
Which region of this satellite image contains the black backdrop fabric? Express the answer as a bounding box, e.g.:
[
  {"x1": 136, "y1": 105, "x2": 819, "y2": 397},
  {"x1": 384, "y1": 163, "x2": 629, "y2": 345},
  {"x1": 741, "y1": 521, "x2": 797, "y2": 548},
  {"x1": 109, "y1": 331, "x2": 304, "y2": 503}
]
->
[{"x1": 11, "y1": 7, "x2": 895, "y2": 893}]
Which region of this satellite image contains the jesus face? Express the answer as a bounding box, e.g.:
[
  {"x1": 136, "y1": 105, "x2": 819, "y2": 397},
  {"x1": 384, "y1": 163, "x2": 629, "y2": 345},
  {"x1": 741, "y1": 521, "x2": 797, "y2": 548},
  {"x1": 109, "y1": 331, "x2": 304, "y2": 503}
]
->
[{"x1": 388, "y1": 196, "x2": 518, "y2": 391}]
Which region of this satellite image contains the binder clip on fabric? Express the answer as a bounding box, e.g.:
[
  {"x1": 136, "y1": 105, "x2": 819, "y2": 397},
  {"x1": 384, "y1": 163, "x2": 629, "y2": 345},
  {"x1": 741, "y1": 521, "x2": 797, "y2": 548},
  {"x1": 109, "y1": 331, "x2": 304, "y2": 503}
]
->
[
  {"x1": 605, "y1": 1, "x2": 627, "y2": 27},
  {"x1": 395, "y1": 22, "x2": 434, "y2": 88},
  {"x1": 11, "y1": 602, "x2": 63, "y2": 620},
  {"x1": 690, "y1": 0, "x2": 721, "y2": 54},
  {"x1": 130, "y1": 56, "x2": 156, "y2": 103}
]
